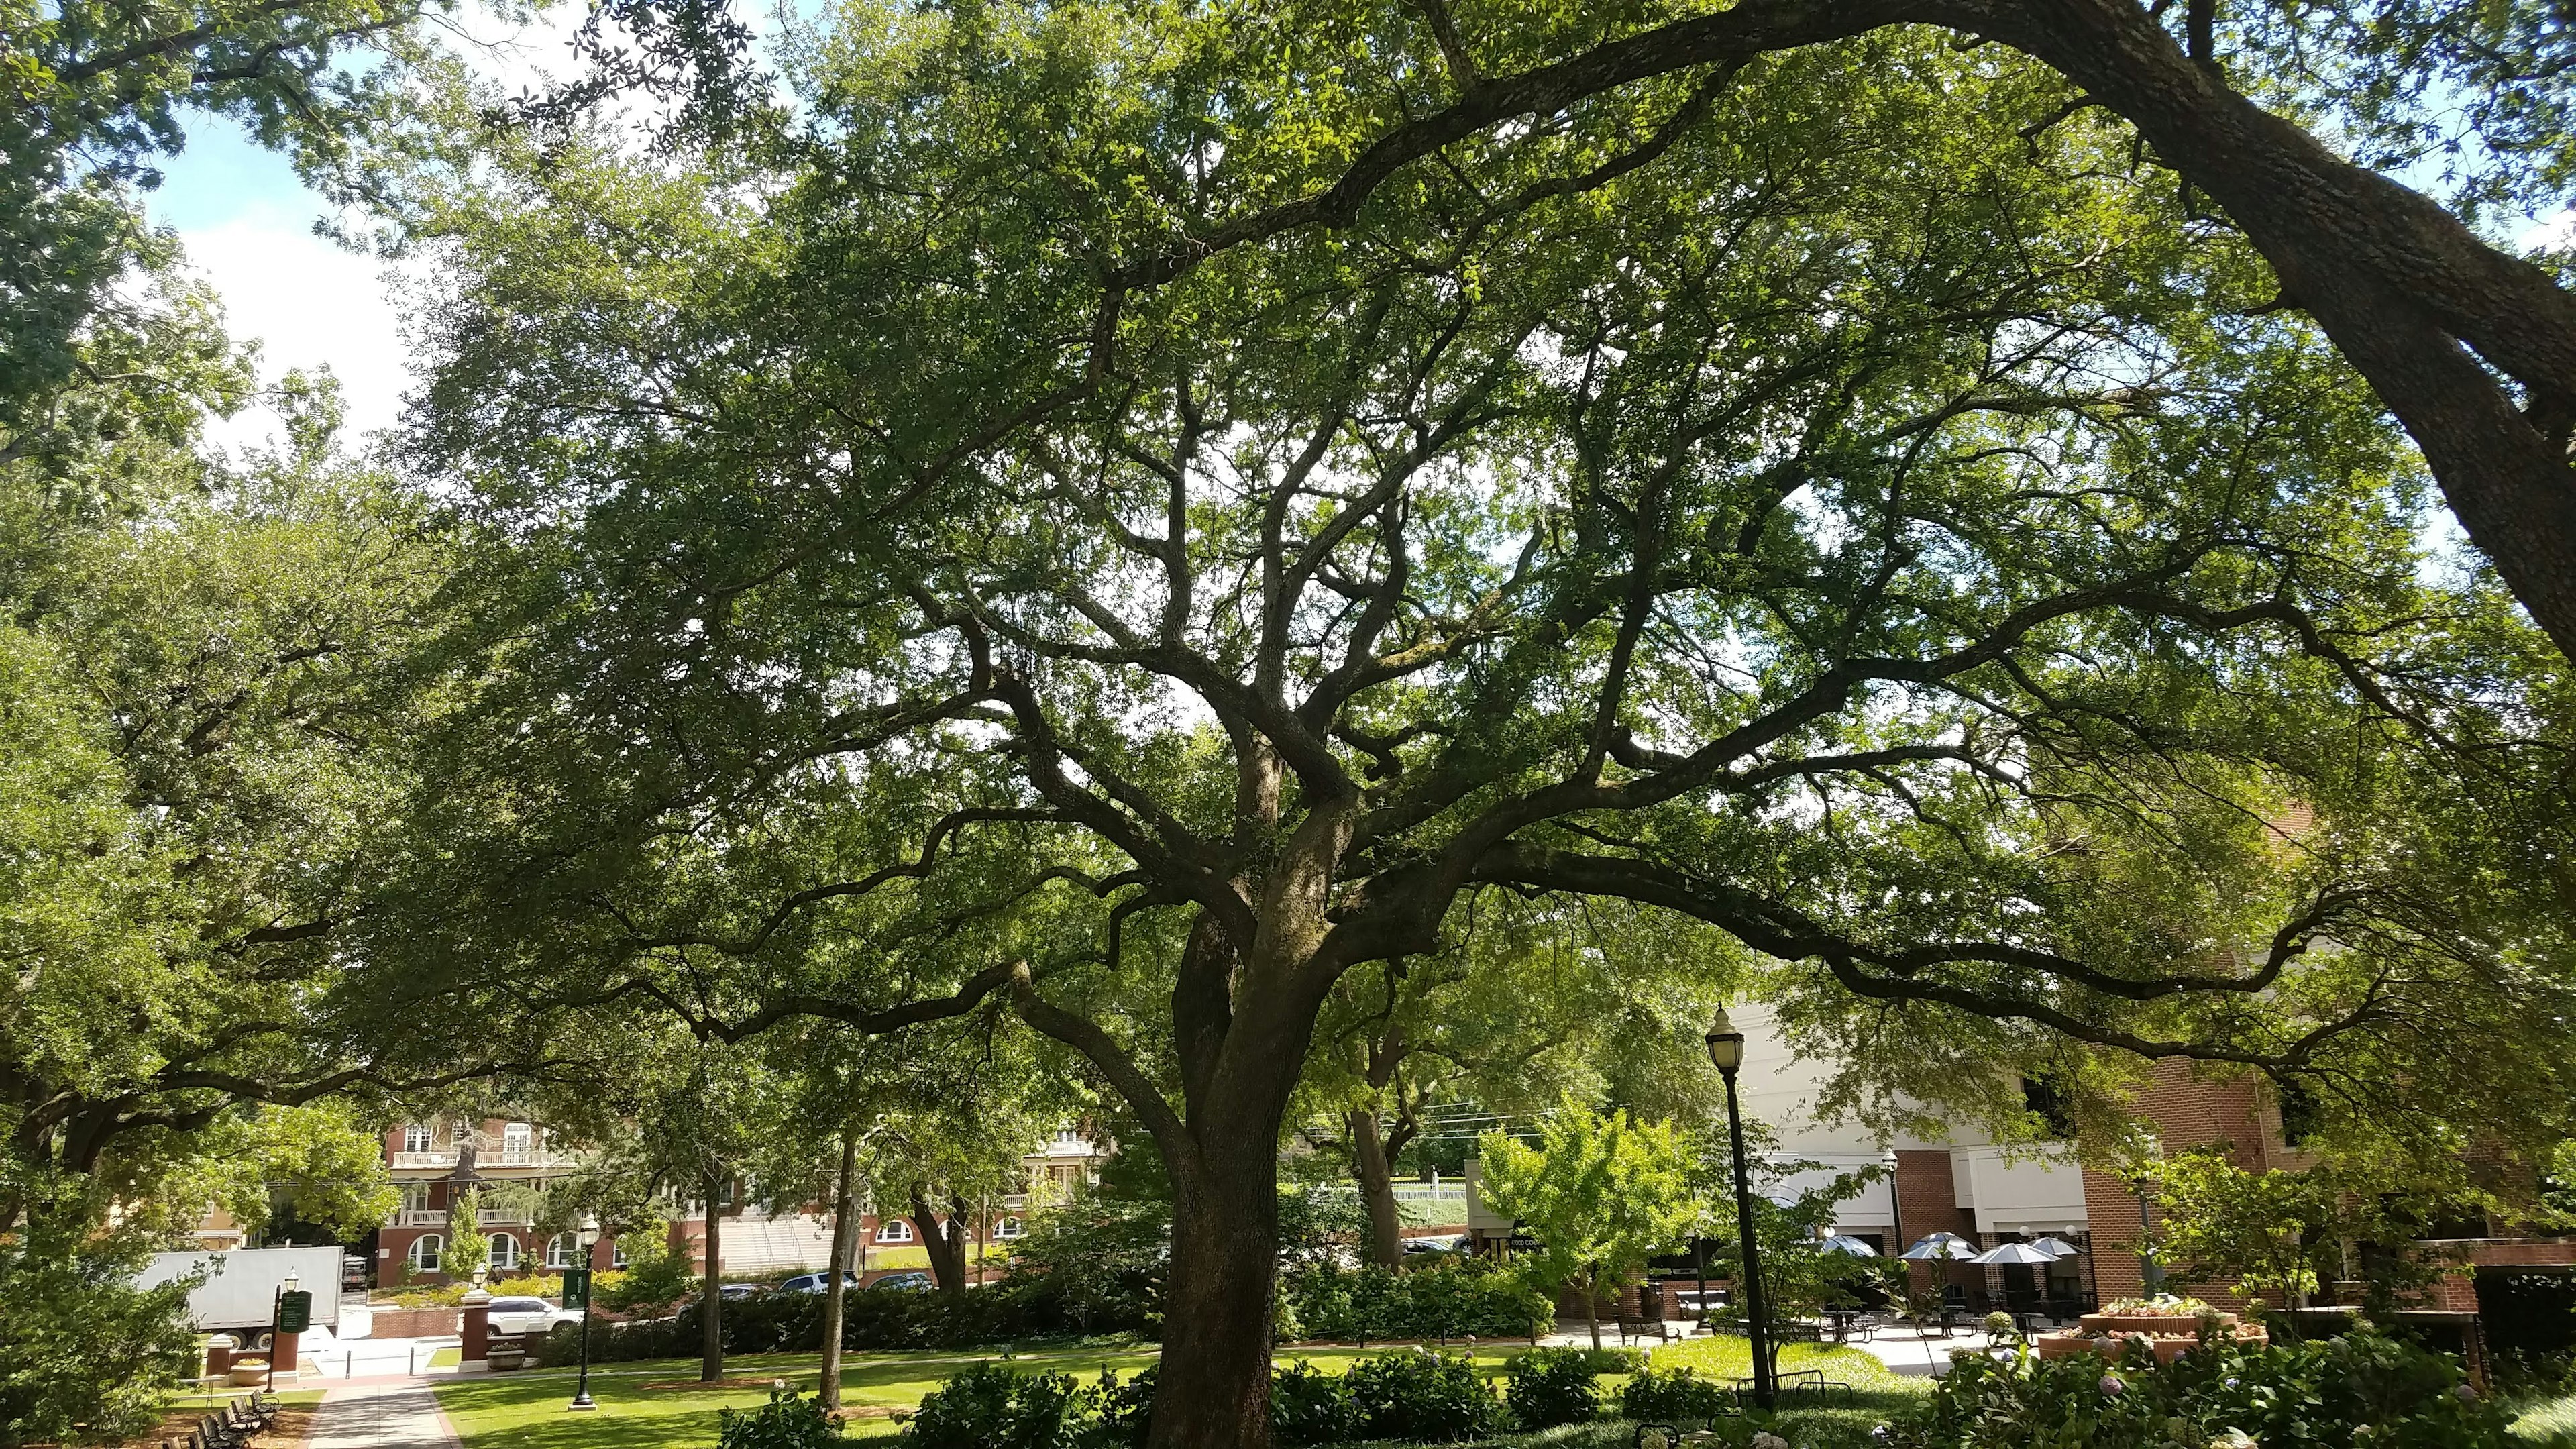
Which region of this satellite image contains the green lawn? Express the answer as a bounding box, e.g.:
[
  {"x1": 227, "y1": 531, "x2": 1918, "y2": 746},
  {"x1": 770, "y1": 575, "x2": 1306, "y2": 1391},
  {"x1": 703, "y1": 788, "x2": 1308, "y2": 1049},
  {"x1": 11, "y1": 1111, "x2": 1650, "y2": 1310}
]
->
[
  {"x1": 2514, "y1": 1390, "x2": 2576, "y2": 1445},
  {"x1": 433, "y1": 1338, "x2": 1927, "y2": 1449}
]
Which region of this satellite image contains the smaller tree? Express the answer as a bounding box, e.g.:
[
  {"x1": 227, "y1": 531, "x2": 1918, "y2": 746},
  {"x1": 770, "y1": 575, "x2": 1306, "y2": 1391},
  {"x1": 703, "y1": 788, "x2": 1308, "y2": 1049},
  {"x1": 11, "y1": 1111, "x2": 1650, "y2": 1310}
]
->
[
  {"x1": 1477, "y1": 1101, "x2": 1695, "y2": 1349},
  {"x1": 2141, "y1": 1148, "x2": 2491, "y2": 1313},
  {"x1": 445, "y1": 1186, "x2": 492, "y2": 1285}
]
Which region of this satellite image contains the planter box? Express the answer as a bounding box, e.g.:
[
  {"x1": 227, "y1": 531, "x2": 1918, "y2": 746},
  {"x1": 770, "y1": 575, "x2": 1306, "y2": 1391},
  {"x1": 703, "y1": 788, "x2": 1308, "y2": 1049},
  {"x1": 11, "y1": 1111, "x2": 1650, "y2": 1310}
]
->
[
  {"x1": 2037, "y1": 1324, "x2": 2269, "y2": 1364},
  {"x1": 2079, "y1": 1312, "x2": 2239, "y2": 1336}
]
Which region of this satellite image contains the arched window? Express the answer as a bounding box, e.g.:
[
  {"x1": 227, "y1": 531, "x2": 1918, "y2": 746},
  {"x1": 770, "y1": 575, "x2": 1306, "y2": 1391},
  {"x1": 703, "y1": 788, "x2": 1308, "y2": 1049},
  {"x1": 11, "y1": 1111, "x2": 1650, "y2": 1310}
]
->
[
  {"x1": 994, "y1": 1217, "x2": 1025, "y2": 1240},
  {"x1": 610, "y1": 1237, "x2": 630, "y2": 1268},
  {"x1": 545, "y1": 1233, "x2": 576, "y2": 1270},
  {"x1": 403, "y1": 1124, "x2": 433, "y2": 1155},
  {"x1": 409, "y1": 1234, "x2": 444, "y2": 1273},
  {"x1": 875, "y1": 1219, "x2": 915, "y2": 1244},
  {"x1": 490, "y1": 1234, "x2": 521, "y2": 1271}
]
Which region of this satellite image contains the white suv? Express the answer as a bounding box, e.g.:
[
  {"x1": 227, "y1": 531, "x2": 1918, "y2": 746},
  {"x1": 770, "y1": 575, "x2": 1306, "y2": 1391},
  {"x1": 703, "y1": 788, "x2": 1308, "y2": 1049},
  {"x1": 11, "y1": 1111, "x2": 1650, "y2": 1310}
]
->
[{"x1": 486, "y1": 1297, "x2": 583, "y2": 1336}]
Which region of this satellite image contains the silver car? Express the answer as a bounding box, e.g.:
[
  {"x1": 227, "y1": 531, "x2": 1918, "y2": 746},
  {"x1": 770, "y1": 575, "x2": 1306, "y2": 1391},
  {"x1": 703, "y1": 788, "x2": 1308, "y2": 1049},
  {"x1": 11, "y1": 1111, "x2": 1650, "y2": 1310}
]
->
[{"x1": 486, "y1": 1296, "x2": 583, "y2": 1336}]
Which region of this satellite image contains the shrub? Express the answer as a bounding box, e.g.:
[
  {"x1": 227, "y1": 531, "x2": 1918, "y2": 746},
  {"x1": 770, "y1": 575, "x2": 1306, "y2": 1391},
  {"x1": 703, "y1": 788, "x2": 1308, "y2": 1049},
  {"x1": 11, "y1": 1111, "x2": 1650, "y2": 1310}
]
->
[
  {"x1": 900, "y1": 1362, "x2": 1157, "y2": 1449},
  {"x1": 1619, "y1": 1365, "x2": 1734, "y2": 1423},
  {"x1": 718, "y1": 1387, "x2": 843, "y2": 1448},
  {"x1": 902, "y1": 1362, "x2": 1087, "y2": 1449},
  {"x1": 1279, "y1": 1260, "x2": 1552, "y2": 1342},
  {"x1": 1880, "y1": 1331, "x2": 2519, "y2": 1449},
  {"x1": 1269, "y1": 1362, "x2": 1360, "y2": 1446},
  {"x1": 1342, "y1": 1348, "x2": 1500, "y2": 1442},
  {"x1": 0, "y1": 1236, "x2": 199, "y2": 1445},
  {"x1": 1502, "y1": 1346, "x2": 1601, "y2": 1427}
]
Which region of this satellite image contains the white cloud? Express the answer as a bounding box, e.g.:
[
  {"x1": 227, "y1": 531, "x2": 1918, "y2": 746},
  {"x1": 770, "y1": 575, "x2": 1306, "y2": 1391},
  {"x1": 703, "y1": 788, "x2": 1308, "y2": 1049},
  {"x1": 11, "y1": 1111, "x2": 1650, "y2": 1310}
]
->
[{"x1": 180, "y1": 205, "x2": 409, "y2": 456}]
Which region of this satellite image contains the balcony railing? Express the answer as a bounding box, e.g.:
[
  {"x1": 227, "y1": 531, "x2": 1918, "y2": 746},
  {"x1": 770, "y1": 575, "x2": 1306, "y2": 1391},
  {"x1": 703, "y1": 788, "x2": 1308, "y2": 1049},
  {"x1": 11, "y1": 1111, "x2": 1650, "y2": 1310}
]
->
[
  {"x1": 391, "y1": 1150, "x2": 459, "y2": 1169},
  {"x1": 396, "y1": 1206, "x2": 536, "y2": 1228},
  {"x1": 483, "y1": 1147, "x2": 578, "y2": 1169}
]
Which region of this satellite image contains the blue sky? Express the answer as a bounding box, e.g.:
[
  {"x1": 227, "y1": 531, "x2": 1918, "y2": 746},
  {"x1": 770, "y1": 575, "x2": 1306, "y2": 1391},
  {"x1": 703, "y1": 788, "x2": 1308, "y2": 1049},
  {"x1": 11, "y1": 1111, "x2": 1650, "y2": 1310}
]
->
[{"x1": 148, "y1": 115, "x2": 413, "y2": 452}]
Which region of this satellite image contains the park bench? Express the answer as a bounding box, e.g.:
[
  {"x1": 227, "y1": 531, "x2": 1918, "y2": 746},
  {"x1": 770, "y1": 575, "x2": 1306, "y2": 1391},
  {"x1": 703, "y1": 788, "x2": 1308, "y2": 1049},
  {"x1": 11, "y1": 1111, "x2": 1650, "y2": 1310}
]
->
[{"x1": 1617, "y1": 1317, "x2": 1681, "y2": 1345}]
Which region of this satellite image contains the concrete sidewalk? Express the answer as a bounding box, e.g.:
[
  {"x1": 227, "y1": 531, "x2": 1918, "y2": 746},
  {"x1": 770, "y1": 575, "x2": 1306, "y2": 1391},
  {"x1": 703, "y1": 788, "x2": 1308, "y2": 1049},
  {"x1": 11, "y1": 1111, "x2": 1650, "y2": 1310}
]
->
[{"x1": 307, "y1": 1383, "x2": 463, "y2": 1449}]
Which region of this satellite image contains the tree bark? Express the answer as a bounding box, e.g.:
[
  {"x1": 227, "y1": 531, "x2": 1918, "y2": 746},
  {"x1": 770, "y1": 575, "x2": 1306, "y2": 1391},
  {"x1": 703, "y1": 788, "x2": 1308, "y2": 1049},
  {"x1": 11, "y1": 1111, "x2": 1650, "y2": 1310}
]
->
[
  {"x1": 1584, "y1": 1266, "x2": 1603, "y2": 1352},
  {"x1": 1349, "y1": 1108, "x2": 1405, "y2": 1271},
  {"x1": 820, "y1": 1126, "x2": 859, "y2": 1409},
  {"x1": 1149, "y1": 1136, "x2": 1286, "y2": 1449},
  {"x1": 699, "y1": 1167, "x2": 725, "y2": 1383},
  {"x1": 911, "y1": 1189, "x2": 972, "y2": 1297}
]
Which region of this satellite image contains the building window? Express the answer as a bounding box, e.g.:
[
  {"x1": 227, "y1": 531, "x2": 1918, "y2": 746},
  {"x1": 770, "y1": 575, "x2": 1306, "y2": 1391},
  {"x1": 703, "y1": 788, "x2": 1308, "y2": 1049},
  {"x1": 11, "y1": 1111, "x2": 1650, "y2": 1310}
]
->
[
  {"x1": 610, "y1": 1238, "x2": 630, "y2": 1269},
  {"x1": 994, "y1": 1217, "x2": 1024, "y2": 1240},
  {"x1": 2277, "y1": 1082, "x2": 2326, "y2": 1148},
  {"x1": 491, "y1": 1234, "x2": 521, "y2": 1271},
  {"x1": 546, "y1": 1233, "x2": 575, "y2": 1269},
  {"x1": 404, "y1": 1124, "x2": 433, "y2": 1155},
  {"x1": 502, "y1": 1123, "x2": 533, "y2": 1163},
  {"x1": 2020, "y1": 1077, "x2": 2077, "y2": 1139},
  {"x1": 876, "y1": 1219, "x2": 915, "y2": 1244},
  {"x1": 409, "y1": 1235, "x2": 444, "y2": 1273},
  {"x1": 400, "y1": 1183, "x2": 429, "y2": 1215}
]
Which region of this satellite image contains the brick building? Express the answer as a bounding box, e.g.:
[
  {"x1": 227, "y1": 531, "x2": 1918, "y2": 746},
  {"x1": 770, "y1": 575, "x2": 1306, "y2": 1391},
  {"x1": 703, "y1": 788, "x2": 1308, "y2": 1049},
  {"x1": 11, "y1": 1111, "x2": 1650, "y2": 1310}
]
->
[{"x1": 369, "y1": 1116, "x2": 1108, "y2": 1287}]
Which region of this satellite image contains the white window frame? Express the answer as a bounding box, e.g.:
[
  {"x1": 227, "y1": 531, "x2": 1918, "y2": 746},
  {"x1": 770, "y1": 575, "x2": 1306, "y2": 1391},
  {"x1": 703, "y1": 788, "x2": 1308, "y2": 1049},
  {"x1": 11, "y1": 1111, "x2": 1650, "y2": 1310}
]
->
[
  {"x1": 994, "y1": 1217, "x2": 1025, "y2": 1240},
  {"x1": 875, "y1": 1219, "x2": 915, "y2": 1244},
  {"x1": 545, "y1": 1233, "x2": 575, "y2": 1269},
  {"x1": 490, "y1": 1233, "x2": 521, "y2": 1271},
  {"x1": 404, "y1": 1124, "x2": 433, "y2": 1155},
  {"x1": 409, "y1": 1234, "x2": 444, "y2": 1272},
  {"x1": 610, "y1": 1238, "x2": 630, "y2": 1269}
]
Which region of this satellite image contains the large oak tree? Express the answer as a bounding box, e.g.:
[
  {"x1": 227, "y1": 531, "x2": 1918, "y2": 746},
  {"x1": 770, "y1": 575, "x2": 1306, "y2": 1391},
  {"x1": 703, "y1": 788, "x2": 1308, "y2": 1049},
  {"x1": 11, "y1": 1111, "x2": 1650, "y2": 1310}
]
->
[{"x1": 394, "y1": 15, "x2": 2576, "y2": 1446}]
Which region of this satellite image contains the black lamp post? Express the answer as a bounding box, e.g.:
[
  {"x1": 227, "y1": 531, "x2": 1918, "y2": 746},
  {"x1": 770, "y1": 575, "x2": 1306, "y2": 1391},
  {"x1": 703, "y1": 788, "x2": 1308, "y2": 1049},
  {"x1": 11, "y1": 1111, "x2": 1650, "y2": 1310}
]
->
[
  {"x1": 568, "y1": 1215, "x2": 601, "y2": 1411},
  {"x1": 1707, "y1": 1007, "x2": 1776, "y2": 1412}
]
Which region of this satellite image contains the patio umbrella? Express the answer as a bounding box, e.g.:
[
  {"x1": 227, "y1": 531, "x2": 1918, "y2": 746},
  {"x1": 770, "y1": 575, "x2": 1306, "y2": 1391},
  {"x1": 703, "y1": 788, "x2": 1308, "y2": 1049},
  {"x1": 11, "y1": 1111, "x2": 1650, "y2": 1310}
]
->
[
  {"x1": 2029, "y1": 1236, "x2": 2081, "y2": 1258},
  {"x1": 1899, "y1": 1234, "x2": 1979, "y2": 1261},
  {"x1": 1819, "y1": 1234, "x2": 1878, "y2": 1256},
  {"x1": 1970, "y1": 1242, "x2": 2061, "y2": 1266}
]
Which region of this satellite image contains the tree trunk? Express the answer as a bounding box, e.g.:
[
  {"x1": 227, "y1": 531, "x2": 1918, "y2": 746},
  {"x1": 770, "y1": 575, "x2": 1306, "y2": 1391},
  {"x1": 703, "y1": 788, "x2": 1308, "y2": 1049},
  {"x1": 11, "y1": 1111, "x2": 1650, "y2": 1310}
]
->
[
  {"x1": 700, "y1": 1167, "x2": 725, "y2": 1383},
  {"x1": 1584, "y1": 1265, "x2": 1602, "y2": 1352},
  {"x1": 1148, "y1": 1140, "x2": 1284, "y2": 1449},
  {"x1": 820, "y1": 1126, "x2": 859, "y2": 1409},
  {"x1": 1349, "y1": 1108, "x2": 1405, "y2": 1271},
  {"x1": 910, "y1": 1190, "x2": 971, "y2": 1297}
]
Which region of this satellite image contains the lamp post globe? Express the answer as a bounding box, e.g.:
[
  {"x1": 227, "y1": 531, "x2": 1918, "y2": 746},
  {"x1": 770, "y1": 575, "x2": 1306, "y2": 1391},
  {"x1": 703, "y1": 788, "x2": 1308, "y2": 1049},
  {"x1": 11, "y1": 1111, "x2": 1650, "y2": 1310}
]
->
[{"x1": 1707, "y1": 1006, "x2": 1775, "y2": 1411}]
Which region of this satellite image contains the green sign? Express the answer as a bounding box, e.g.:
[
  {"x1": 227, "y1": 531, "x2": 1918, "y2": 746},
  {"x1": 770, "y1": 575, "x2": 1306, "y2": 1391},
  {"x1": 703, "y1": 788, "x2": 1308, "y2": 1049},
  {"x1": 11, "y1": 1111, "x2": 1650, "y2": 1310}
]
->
[
  {"x1": 275, "y1": 1290, "x2": 312, "y2": 1334},
  {"x1": 561, "y1": 1267, "x2": 591, "y2": 1309}
]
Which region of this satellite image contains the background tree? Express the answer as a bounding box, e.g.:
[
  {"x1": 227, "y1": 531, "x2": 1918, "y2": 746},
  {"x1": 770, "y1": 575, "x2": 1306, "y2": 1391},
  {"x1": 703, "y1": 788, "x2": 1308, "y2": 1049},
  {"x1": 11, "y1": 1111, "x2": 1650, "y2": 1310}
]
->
[
  {"x1": 1302, "y1": 896, "x2": 1736, "y2": 1267},
  {"x1": 1477, "y1": 1102, "x2": 1696, "y2": 1350},
  {"x1": 390, "y1": 13, "x2": 2576, "y2": 1443}
]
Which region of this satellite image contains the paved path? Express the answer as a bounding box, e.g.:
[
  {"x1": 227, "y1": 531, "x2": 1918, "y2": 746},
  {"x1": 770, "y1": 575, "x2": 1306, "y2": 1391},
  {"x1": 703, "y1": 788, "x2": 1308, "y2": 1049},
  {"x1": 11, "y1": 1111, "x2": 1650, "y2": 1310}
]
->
[{"x1": 307, "y1": 1383, "x2": 462, "y2": 1449}]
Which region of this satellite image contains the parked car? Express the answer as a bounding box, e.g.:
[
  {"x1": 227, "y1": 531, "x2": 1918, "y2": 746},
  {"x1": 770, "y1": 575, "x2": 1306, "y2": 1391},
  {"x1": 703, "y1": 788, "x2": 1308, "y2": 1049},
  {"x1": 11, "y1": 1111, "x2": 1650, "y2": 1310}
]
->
[
  {"x1": 780, "y1": 1271, "x2": 865, "y2": 1295},
  {"x1": 869, "y1": 1271, "x2": 933, "y2": 1293},
  {"x1": 486, "y1": 1297, "x2": 583, "y2": 1336},
  {"x1": 718, "y1": 1283, "x2": 764, "y2": 1301}
]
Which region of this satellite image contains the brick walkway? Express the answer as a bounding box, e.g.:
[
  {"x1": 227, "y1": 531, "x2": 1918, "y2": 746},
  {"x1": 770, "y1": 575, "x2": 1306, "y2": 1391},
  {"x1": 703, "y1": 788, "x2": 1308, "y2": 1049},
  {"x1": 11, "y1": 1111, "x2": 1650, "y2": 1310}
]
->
[{"x1": 307, "y1": 1383, "x2": 462, "y2": 1449}]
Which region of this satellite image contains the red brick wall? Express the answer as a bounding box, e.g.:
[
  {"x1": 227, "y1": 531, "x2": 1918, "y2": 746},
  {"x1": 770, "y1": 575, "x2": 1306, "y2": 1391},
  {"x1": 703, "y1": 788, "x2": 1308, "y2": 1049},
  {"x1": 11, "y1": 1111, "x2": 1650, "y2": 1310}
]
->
[
  {"x1": 2081, "y1": 1059, "x2": 2284, "y2": 1308},
  {"x1": 2390, "y1": 1240, "x2": 2576, "y2": 1311},
  {"x1": 1892, "y1": 1149, "x2": 1977, "y2": 1299}
]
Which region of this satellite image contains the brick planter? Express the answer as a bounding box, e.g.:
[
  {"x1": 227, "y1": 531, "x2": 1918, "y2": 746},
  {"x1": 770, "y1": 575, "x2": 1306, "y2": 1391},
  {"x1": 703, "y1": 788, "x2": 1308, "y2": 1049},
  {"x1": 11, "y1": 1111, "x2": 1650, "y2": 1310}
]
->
[
  {"x1": 2035, "y1": 1310, "x2": 2267, "y2": 1364},
  {"x1": 366, "y1": 1306, "x2": 462, "y2": 1338}
]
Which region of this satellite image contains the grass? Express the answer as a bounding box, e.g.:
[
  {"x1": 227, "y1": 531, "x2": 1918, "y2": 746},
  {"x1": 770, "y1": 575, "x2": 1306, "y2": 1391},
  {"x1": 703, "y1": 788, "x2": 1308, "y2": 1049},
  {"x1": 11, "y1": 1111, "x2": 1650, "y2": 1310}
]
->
[
  {"x1": 432, "y1": 1338, "x2": 1928, "y2": 1449},
  {"x1": 2514, "y1": 1389, "x2": 2576, "y2": 1444}
]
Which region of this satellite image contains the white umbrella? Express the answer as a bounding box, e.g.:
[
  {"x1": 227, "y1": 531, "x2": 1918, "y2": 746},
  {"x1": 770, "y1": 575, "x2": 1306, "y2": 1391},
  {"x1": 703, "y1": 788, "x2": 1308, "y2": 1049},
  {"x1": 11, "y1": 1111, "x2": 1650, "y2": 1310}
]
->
[
  {"x1": 1970, "y1": 1242, "x2": 2060, "y2": 1266},
  {"x1": 1899, "y1": 1234, "x2": 1978, "y2": 1261},
  {"x1": 1819, "y1": 1234, "x2": 1878, "y2": 1256},
  {"x1": 2029, "y1": 1236, "x2": 2081, "y2": 1258}
]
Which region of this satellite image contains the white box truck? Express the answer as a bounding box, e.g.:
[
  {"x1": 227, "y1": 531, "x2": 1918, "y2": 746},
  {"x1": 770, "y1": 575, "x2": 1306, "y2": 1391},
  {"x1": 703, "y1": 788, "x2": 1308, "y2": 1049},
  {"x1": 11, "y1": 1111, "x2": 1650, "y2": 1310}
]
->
[{"x1": 139, "y1": 1246, "x2": 345, "y2": 1346}]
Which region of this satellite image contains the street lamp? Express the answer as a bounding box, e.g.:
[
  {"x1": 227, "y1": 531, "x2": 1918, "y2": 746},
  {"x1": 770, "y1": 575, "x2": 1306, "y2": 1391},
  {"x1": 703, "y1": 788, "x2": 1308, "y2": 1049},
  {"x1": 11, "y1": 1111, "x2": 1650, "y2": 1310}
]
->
[
  {"x1": 569, "y1": 1215, "x2": 602, "y2": 1411},
  {"x1": 1707, "y1": 1007, "x2": 1776, "y2": 1413}
]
